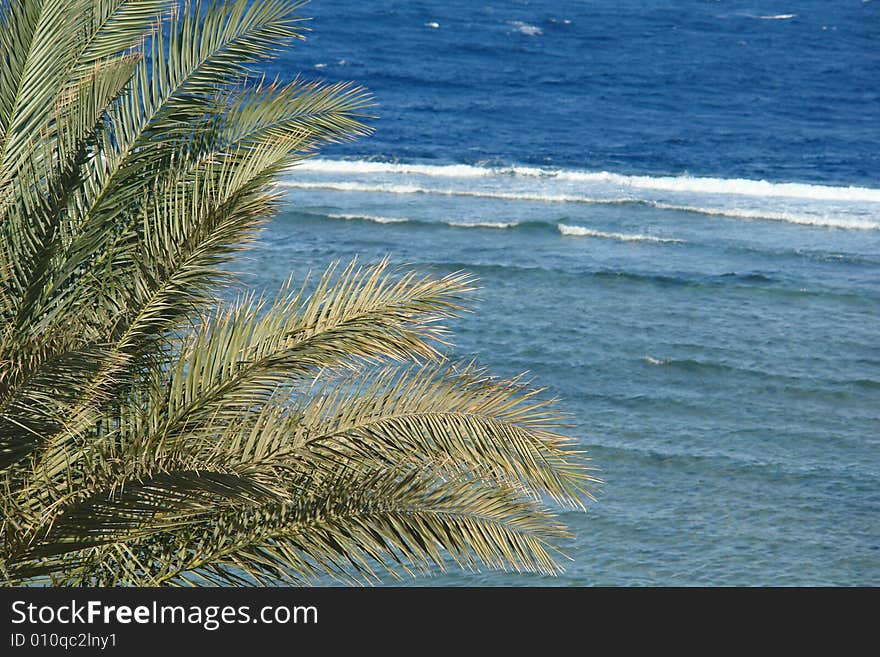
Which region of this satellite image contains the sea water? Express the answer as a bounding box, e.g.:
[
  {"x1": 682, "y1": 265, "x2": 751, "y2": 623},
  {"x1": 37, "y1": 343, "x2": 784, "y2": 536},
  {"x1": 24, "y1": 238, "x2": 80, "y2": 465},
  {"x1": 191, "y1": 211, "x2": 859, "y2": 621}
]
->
[{"x1": 238, "y1": 0, "x2": 879, "y2": 585}]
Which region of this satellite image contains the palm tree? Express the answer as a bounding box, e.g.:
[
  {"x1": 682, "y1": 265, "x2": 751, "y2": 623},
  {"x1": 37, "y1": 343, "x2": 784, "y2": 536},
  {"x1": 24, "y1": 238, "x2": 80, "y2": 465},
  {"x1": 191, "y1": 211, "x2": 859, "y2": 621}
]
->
[{"x1": 0, "y1": 0, "x2": 597, "y2": 586}]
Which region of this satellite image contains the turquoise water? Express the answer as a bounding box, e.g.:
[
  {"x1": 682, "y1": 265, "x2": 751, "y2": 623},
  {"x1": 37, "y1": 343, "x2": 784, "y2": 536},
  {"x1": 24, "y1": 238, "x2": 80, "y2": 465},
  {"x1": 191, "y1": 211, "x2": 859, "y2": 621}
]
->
[
  {"x1": 233, "y1": 165, "x2": 880, "y2": 585},
  {"x1": 236, "y1": 1, "x2": 880, "y2": 585}
]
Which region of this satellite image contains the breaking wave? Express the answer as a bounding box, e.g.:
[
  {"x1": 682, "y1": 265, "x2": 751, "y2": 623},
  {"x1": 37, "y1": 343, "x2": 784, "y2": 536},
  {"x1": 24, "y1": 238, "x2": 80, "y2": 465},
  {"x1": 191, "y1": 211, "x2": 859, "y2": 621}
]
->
[{"x1": 281, "y1": 159, "x2": 880, "y2": 231}]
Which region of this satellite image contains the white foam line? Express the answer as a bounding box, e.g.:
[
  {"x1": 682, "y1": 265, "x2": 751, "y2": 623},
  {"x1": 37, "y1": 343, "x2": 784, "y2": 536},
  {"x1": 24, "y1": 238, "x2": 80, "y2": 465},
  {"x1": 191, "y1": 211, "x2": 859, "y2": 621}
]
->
[
  {"x1": 557, "y1": 225, "x2": 684, "y2": 243},
  {"x1": 326, "y1": 213, "x2": 519, "y2": 229},
  {"x1": 325, "y1": 213, "x2": 409, "y2": 224},
  {"x1": 289, "y1": 159, "x2": 880, "y2": 203},
  {"x1": 293, "y1": 159, "x2": 493, "y2": 178},
  {"x1": 759, "y1": 14, "x2": 796, "y2": 19},
  {"x1": 283, "y1": 181, "x2": 878, "y2": 229},
  {"x1": 557, "y1": 171, "x2": 880, "y2": 203},
  {"x1": 279, "y1": 180, "x2": 634, "y2": 205},
  {"x1": 444, "y1": 221, "x2": 519, "y2": 229},
  {"x1": 651, "y1": 202, "x2": 880, "y2": 230}
]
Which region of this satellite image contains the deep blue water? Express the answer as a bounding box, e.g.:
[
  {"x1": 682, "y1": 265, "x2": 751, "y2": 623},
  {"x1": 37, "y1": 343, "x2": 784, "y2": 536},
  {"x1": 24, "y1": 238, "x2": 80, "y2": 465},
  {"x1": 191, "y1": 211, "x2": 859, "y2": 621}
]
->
[
  {"x1": 239, "y1": 0, "x2": 880, "y2": 585},
  {"x1": 268, "y1": 0, "x2": 880, "y2": 185}
]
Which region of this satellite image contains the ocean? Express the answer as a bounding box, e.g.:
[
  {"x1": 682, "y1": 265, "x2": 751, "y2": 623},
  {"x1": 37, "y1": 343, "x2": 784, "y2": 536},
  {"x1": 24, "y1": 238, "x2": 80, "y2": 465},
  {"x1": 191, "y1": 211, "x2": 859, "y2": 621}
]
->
[{"x1": 239, "y1": 0, "x2": 880, "y2": 585}]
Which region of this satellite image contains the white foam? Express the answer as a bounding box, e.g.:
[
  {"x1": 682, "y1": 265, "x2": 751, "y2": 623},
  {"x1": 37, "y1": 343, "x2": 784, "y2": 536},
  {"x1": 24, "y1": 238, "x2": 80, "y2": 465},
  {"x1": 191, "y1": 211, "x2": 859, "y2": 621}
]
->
[
  {"x1": 289, "y1": 159, "x2": 880, "y2": 203},
  {"x1": 759, "y1": 14, "x2": 797, "y2": 20},
  {"x1": 286, "y1": 181, "x2": 426, "y2": 194},
  {"x1": 444, "y1": 221, "x2": 519, "y2": 229},
  {"x1": 293, "y1": 159, "x2": 491, "y2": 178},
  {"x1": 425, "y1": 22, "x2": 440, "y2": 28},
  {"x1": 554, "y1": 171, "x2": 880, "y2": 203},
  {"x1": 325, "y1": 213, "x2": 409, "y2": 224},
  {"x1": 279, "y1": 180, "x2": 633, "y2": 205},
  {"x1": 651, "y1": 202, "x2": 880, "y2": 230},
  {"x1": 509, "y1": 21, "x2": 543, "y2": 36},
  {"x1": 642, "y1": 356, "x2": 670, "y2": 366},
  {"x1": 283, "y1": 159, "x2": 880, "y2": 231},
  {"x1": 557, "y1": 225, "x2": 684, "y2": 243},
  {"x1": 282, "y1": 182, "x2": 879, "y2": 230},
  {"x1": 326, "y1": 214, "x2": 518, "y2": 229}
]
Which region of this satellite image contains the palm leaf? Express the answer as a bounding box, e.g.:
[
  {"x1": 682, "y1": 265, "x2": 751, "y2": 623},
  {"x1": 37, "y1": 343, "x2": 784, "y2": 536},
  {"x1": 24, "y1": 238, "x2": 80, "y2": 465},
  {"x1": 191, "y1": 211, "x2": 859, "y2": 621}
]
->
[
  {"x1": 0, "y1": 0, "x2": 597, "y2": 587},
  {"x1": 12, "y1": 463, "x2": 570, "y2": 585}
]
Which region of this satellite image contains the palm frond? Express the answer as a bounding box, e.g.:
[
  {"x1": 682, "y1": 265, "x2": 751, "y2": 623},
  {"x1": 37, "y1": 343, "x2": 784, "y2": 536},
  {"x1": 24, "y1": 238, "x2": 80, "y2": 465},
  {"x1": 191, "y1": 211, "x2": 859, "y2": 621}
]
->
[
  {"x1": 12, "y1": 463, "x2": 570, "y2": 585},
  {"x1": 280, "y1": 364, "x2": 597, "y2": 507},
  {"x1": 0, "y1": 0, "x2": 83, "y2": 178},
  {"x1": 74, "y1": 1, "x2": 168, "y2": 67},
  {"x1": 216, "y1": 77, "x2": 374, "y2": 154},
  {"x1": 11, "y1": 356, "x2": 596, "y2": 582},
  {"x1": 0, "y1": 0, "x2": 597, "y2": 587}
]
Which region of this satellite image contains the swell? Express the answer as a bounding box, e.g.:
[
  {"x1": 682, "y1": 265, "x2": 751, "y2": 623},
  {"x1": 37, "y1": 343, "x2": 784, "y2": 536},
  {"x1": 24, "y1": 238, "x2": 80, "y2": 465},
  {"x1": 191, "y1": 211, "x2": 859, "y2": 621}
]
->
[
  {"x1": 411, "y1": 261, "x2": 877, "y2": 304},
  {"x1": 719, "y1": 243, "x2": 880, "y2": 268},
  {"x1": 289, "y1": 159, "x2": 880, "y2": 203},
  {"x1": 323, "y1": 212, "x2": 536, "y2": 230},
  {"x1": 651, "y1": 202, "x2": 880, "y2": 230},
  {"x1": 584, "y1": 442, "x2": 874, "y2": 483},
  {"x1": 639, "y1": 356, "x2": 807, "y2": 381},
  {"x1": 314, "y1": 212, "x2": 684, "y2": 243},
  {"x1": 280, "y1": 181, "x2": 880, "y2": 230},
  {"x1": 557, "y1": 225, "x2": 685, "y2": 243},
  {"x1": 292, "y1": 210, "x2": 880, "y2": 267},
  {"x1": 591, "y1": 270, "x2": 877, "y2": 302},
  {"x1": 280, "y1": 180, "x2": 641, "y2": 206},
  {"x1": 284, "y1": 212, "x2": 879, "y2": 301}
]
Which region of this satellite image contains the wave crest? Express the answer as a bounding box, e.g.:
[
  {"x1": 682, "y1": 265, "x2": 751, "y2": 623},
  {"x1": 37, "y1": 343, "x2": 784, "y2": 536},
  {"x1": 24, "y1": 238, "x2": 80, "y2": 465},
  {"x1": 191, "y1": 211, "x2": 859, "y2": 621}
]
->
[
  {"x1": 283, "y1": 159, "x2": 880, "y2": 231},
  {"x1": 290, "y1": 159, "x2": 880, "y2": 203},
  {"x1": 325, "y1": 213, "x2": 520, "y2": 229},
  {"x1": 509, "y1": 21, "x2": 543, "y2": 36},
  {"x1": 557, "y1": 225, "x2": 684, "y2": 243},
  {"x1": 317, "y1": 213, "x2": 690, "y2": 243}
]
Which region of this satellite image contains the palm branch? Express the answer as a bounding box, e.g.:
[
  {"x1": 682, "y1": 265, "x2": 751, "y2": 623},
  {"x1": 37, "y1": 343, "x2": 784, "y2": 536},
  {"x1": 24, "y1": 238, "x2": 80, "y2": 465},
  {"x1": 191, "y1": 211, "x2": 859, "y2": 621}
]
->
[{"x1": 0, "y1": 0, "x2": 598, "y2": 586}]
